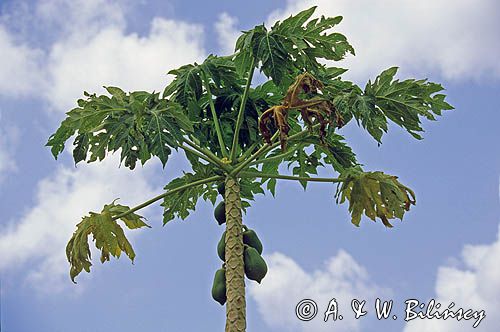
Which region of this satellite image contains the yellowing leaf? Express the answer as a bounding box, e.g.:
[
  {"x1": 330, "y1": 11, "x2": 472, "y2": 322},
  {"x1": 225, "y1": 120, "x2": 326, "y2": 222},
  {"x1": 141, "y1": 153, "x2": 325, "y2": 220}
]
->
[
  {"x1": 66, "y1": 201, "x2": 149, "y2": 282},
  {"x1": 335, "y1": 168, "x2": 416, "y2": 227}
]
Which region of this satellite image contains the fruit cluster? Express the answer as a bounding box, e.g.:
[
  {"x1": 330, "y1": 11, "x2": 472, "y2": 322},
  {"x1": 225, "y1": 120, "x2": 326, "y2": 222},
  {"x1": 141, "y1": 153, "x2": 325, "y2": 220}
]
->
[{"x1": 211, "y1": 182, "x2": 268, "y2": 305}]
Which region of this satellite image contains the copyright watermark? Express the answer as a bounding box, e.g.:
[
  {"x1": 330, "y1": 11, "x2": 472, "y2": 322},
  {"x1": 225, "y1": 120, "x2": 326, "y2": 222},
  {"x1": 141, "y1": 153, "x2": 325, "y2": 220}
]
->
[
  {"x1": 295, "y1": 299, "x2": 318, "y2": 321},
  {"x1": 295, "y1": 298, "x2": 486, "y2": 328}
]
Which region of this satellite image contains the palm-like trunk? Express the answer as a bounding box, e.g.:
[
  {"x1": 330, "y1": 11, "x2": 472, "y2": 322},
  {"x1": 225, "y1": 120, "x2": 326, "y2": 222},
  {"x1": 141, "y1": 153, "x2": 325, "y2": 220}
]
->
[{"x1": 224, "y1": 176, "x2": 246, "y2": 332}]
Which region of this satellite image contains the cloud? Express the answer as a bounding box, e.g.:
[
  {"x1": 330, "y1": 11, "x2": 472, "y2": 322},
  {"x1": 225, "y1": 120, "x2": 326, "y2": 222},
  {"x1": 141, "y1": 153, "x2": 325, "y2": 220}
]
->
[
  {"x1": 0, "y1": 25, "x2": 45, "y2": 97},
  {"x1": 45, "y1": 17, "x2": 205, "y2": 112},
  {"x1": 35, "y1": 0, "x2": 127, "y2": 37},
  {"x1": 214, "y1": 12, "x2": 240, "y2": 55},
  {"x1": 402, "y1": 225, "x2": 500, "y2": 331},
  {"x1": 0, "y1": 156, "x2": 158, "y2": 292},
  {"x1": 0, "y1": 0, "x2": 206, "y2": 111},
  {"x1": 269, "y1": 0, "x2": 500, "y2": 82},
  {"x1": 248, "y1": 251, "x2": 389, "y2": 332},
  {"x1": 0, "y1": 0, "x2": 207, "y2": 292}
]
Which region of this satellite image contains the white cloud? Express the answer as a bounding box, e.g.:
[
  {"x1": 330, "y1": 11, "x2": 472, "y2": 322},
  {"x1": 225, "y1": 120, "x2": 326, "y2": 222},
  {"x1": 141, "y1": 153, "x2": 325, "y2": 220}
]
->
[
  {"x1": 0, "y1": 156, "x2": 158, "y2": 292},
  {"x1": 0, "y1": 25, "x2": 45, "y2": 97},
  {"x1": 45, "y1": 17, "x2": 205, "y2": 112},
  {"x1": 403, "y1": 225, "x2": 500, "y2": 331},
  {"x1": 214, "y1": 12, "x2": 240, "y2": 55},
  {"x1": 0, "y1": 0, "x2": 207, "y2": 292},
  {"x1": 0, "y1": 0, "x2": 206, "y2": 111},
  {"x1": 35, "y1": 0, "x2": 127, "y2": 36},
  {"x1": 248, "y1": 251, "x2": 389, "y2": 332},
  {"x1": 269, "y1": 0, "x2": 500, "y2": 82}
]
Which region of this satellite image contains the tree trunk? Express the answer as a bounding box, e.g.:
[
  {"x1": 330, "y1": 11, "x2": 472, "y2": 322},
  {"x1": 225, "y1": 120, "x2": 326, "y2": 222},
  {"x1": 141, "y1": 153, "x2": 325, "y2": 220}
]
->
[{"x1": 224, "y1": 176, "x2": 246, "y2": 332}]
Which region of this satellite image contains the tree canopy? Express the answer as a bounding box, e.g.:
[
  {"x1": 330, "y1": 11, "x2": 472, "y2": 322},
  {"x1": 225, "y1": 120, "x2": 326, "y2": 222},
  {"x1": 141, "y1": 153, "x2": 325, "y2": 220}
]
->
[{"x1": 47, "y1": 6, "x2": 453, "y2": 283}]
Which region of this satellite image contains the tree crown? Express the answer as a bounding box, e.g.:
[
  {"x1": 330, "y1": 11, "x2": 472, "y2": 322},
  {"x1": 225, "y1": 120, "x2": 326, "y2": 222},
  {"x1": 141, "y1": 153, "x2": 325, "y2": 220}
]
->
[{"x1": 47, "y1": 7, "x2": 453, "y2": 282}]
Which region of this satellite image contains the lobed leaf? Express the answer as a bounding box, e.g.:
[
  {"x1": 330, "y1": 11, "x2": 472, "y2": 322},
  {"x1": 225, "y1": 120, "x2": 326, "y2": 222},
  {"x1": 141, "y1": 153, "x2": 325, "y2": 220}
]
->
[
  {"x1": 46, "y1": 90, "x2": 193, "y2": 169},
  {"x1": 234, "y1": 7, "x2": 354, "y2": 87},
  {"x1": 66, "y1": 201, "x2": 150, "y2": 282},
  {"x1": 161, "y1": 167, "x2": 219, "y2": 224},
  {"x1": 335, "y1": 168, "x2": 416, "y2": 227},
  {"x1": 328, "y1": 67, "x2": 454, "y2": 143}
]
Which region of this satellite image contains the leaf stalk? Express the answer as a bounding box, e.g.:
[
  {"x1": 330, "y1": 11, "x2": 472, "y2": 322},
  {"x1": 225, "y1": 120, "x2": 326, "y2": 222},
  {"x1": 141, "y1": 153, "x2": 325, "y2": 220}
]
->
[
  {"x1": 240, "y1": 171, "x2": 344, "y2": 183},
  {"x1": 230, "y1": 57, "x2": 256, "y2": 161},
  {"x1": 112, "y1": 175, "x2": 224, "y2": 221},
  {"x1": 201, "y1": 70, "x2": 229, "y2": 157}
]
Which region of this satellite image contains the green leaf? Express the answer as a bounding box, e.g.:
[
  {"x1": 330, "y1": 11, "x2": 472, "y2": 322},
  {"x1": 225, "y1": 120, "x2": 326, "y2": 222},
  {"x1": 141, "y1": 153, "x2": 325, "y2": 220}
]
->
[
  {"x1": 305, "y1": 134, "x2": 358, "y2": 173},
  {"x1": 240, "y1": 175, "x2": 265, "y2": 201},
  {"x1": 104, "y1": 86, "x2": 126, "y2": 102},
  {"x1": 72, "y1": 133, "x2": 91, "y2": 165},
  {"x1": 250, "y1": 80, "x2": 283, "y2": 106},
  {"x1": 288, "y1": 147, "x2": 321, "y2": 189},
  {"x1": 66, "y1": 201, "x2": 149, "y2": 282},
  {"x1": 201, "y1": 55, "x2": 243, "y2": 93},
  {"x1": 345, "y1": 92, "x2": 388, "y2": 143},
  {"x1": 335, "y1": 168, "x2": 416, "y2": 227},
  {"x1": 327, "y1": 67, "x2": 453, "y2": 143},
  {"x1": 368, "y1": 67, "x2": 454, "y2": 139},
  {"x1": 161, "y1": 168, "x2": 219, "y2": 224},
  {"x1": 164, "y1": 64, "x2": 203, "y2": 107},
  {"x1": 163, "y1": 55, "x2": 255, "y2": 158},
  {"x1": 46, "y1": 90, "x2": 192, "y2": 169},
  {"x1": 233, "y1": 7, "x2": 354, "y2": 87},
  {"x1": 260, "y1": 154, "x2": 282, "y2": 196},
  {"x1": 142, "y1": 109, "x2": 177, "y2": 167},
  {"x1": 235, "y1": 25, "x2": 293, "y2": 86},
  {"x1": 277, "y1": 6, "x2": 317, "y2": 33},
  {"x1": 164, "y1": 55, "x2": 243, "y2": 109},
  {"x1": 46, "y1": 119, "x2": 76, "y2": 159},
  {"x1": 276, "y1": 8, "x2": 353, "y2": 63}
]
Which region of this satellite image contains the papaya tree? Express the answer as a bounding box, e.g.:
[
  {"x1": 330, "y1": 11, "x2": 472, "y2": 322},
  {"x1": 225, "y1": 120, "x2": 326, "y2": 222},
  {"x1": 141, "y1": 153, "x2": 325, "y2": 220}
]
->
[{"x1": 46, "y1": 7, "x2": 453, "y2": 332}]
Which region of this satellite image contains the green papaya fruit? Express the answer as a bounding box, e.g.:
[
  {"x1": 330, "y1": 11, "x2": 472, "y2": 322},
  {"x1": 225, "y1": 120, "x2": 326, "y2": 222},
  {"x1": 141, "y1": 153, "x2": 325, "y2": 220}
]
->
[
  {"x1": 214, "y1": 201, "x2": 226, "y2": 225},
  {"x1": 243, "y1": 229, "x2": 263, "y2": 254},
  {"x1": 211, "y1": 267, "x2": 227, "y2": 305},
  {"x1": 217, "y1": 182, "x2": 225, "y2": 196},
  {"x1": 244, "y1": 246, "x2": 267, "y2": 283},
  {"x1": 217, "y1": 231, "x2": 226, "y2": 261}
]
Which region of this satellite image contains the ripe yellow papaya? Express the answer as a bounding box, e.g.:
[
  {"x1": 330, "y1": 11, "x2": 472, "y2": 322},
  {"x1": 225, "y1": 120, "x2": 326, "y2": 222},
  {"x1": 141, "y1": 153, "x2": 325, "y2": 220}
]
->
[
  {"x1": 214, "y1": 201, "x2": 226, "y2": 225},
  {"x1": 243, "y1": 229, "x2": 263, "y2": 254},
  {"x1": 217, "y1": 231, "x2": 226, "y2": 261},
  {"x1": 244, "y1": 246, "x2": 267, "y2": 283},
  {"x1": 217, "y1": 182, "x2": 225, "y2": 196},
  {"x1": 211, "y1": 267, "x2": 227, "y2": 305}
]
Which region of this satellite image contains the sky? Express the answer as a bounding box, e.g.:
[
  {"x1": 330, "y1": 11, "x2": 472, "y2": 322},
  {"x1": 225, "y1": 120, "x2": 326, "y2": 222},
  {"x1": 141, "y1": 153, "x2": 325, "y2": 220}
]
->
[{"x1": 0, "y1": 0, "x2": 499, "y2": 331}]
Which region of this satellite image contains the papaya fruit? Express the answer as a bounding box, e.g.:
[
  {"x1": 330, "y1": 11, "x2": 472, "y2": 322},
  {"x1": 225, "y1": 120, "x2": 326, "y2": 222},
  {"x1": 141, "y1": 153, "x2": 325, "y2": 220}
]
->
[
  {"x1": 214, "y1": 201, "x2": 226, "y2": 225},
  {"x1": 217, "y1": 182, "x2": 225, "y2": 196},
  {"x1": 243, "y1": 229, "x2": 263, "y2": 254},
  {"x1": 217, "y1": 231, "x2": 226, "y2": 261},
  {"x1": 243, "y1": 246, "x2": 268, "y2": 283},
  {"x1": 211, "y1": 267, "x2": 227, "y2": 305}
]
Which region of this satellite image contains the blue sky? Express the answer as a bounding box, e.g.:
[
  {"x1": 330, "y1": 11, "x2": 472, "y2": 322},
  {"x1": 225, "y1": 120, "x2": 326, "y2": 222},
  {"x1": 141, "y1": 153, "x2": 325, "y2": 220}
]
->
[{"x1": 0, "y1": 1, "x2": 499, "y2": 331}]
